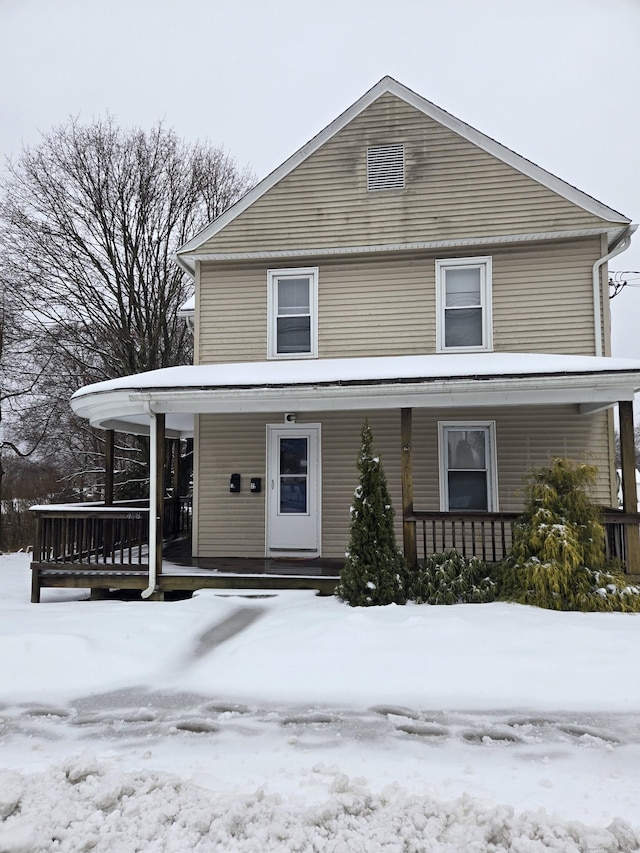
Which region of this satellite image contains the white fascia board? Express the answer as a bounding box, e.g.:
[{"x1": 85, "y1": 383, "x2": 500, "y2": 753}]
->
[
  {"x1": 133, "y1": 374, "x2": 637, "y2": 413},
  {"x1": 175, "y1": 76, "x2": 630, "y2": 269},
  {"x1": 177, "y1": 228, "x2": 626, "y2": 265},
  {"x1": 72, "y1": 373, "x2": 638, "y2": 437}
]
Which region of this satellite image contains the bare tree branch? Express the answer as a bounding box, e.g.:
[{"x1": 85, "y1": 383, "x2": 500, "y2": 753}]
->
[{"x1": 0, "y1": 116, "x2": 254, "y2": 514}]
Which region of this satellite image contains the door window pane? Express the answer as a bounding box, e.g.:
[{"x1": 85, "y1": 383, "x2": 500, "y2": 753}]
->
[
  {"x1": 280, "y1": 477, "x2": 308, "y2": 513},
  {"x1": 280, "y1": 437, "x2": 308, "y2": 514}
]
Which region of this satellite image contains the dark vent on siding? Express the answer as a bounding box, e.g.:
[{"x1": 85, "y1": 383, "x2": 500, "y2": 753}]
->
[{"x1": 367, "y1": 144, "x2": 405, "y2": 191}]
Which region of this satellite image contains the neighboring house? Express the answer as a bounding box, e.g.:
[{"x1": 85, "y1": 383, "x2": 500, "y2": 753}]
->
[{"x1": 33, "y1": 77, "x2": 640, "y2": 599}]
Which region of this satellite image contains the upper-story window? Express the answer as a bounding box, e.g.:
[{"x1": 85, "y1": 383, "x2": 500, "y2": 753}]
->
[
  {"x1": 436, "y1": 256, "x2": 493, "y2": 352},
  {"x1": 367, "y1": 144, "x2": 405, "y2": 191},
  {"x1": 268, "y1": 267, "x2": 318, "y2": 359}
]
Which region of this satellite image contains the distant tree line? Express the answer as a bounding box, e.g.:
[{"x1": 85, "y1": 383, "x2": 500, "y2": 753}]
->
[{"x1": 0, "y1": 117, "x2": 254, "y2": 550}]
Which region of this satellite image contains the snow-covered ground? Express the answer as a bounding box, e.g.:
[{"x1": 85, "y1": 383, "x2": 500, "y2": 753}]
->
[{"x1": 1, "y1": 552, "x2": 640, "y2": 852}]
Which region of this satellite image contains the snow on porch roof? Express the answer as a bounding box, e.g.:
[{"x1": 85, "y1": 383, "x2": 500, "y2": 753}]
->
[{"x1": 70, "y1": 353, "x2": 640, "y2": 437}]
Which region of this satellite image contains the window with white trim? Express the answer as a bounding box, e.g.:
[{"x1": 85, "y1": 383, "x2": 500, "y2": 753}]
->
[
  {"x1": 268, "y1": 267, "x2": 318, "y2": 358},
  {"x1": 436, "y1": 257, "x2": 492, "y2": 351},
  {"x1": 438, "y1": 422, "x2": 498, "y2": 511}
]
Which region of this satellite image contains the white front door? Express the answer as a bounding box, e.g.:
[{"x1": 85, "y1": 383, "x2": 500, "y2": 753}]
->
[{"x1": 267, "y1": 425, "x2": 321, "y2": 556}]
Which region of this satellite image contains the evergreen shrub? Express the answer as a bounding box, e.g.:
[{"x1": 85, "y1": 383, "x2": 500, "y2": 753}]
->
[
  {"x1": 500, "y1": 457, "x2": 640, "y2": 612},
  {"x1": 336, "y1": 421, "x2": 407, "y2": 606},
  {"x1": 407, "y1": 549, "x2": 497, "y2": 605}
]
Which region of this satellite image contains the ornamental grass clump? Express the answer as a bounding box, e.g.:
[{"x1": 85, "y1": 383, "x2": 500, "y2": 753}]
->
[
  {"x1": 407, "y1": 549, "x2": 497, "y2": 605},
  {"x1": 336, "y1": 421, "x2": 407, "y2": 606},
  {"x1": 500, "y1": 458, "x2": 640, "y2": 612}
]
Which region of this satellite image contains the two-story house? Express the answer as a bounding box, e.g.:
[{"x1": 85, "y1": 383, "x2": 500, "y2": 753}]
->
[{"x1": 33, "y1": 77, "x2": 640, "y2": 600}]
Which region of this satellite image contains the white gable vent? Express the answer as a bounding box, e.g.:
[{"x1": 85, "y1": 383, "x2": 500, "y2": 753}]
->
[{"x1": 367, "y1": 144, "x2": 405, "y2": 191}]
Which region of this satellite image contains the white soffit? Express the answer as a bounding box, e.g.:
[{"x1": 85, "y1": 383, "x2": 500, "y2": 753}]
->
[{"x1": 175, "y1": 76, "x2": 630, "y2": 270}]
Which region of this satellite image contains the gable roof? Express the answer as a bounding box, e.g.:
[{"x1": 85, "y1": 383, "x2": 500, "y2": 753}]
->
[{"x1": 176, "y1": 76, "x2": 630, "y2": 272}]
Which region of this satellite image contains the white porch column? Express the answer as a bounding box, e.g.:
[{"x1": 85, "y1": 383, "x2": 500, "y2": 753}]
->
[{"x1": 142, "y1": 411, "x2": 165, "y2": 599}]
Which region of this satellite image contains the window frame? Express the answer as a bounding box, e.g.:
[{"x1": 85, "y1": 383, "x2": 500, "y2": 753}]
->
[
  {"x1": 438, "y1": 421, "x2": 499, "y2": 512},
  {"x1": 436, "y1": 256, "x2": 493, "y2": 352},
  {"x1": 267, "y1": 267, "x2": 318, "y2": 359}
]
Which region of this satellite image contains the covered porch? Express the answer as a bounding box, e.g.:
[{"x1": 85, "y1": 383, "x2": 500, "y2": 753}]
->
[{"x1": 30, "y1": 353, "x2": 640, "y2": 600}]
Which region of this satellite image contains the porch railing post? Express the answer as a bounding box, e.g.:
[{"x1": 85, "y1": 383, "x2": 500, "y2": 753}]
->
[
  {"x1": 619, "y1": 400, "x2": 640, "y2": 573},
  {"x1": 401, "y1": 407, "x2": 417, "y2": 568}
]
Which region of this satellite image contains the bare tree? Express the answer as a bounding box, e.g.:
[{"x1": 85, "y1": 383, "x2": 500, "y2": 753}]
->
[
  {"x1": 1, "y1": 117, "x2": 253, "y2": 379},
  {"x1": 0, "y1": 275, "x2": 58, "y2": 550},
  {"x1": 0, "y1": 118, "x2": 254, "y2": 503}
]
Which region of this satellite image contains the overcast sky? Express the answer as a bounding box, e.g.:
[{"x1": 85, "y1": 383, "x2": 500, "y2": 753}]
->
[{"x1": 1, "y1": 0, "x2": 639, "y2": 355}]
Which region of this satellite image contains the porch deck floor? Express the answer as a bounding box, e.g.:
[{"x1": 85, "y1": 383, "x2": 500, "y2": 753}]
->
[
  {"x1": 32, "y1": 539, "x2": 342, "y2": 601},
  {"x1": 161, "y1": 538, "x2": 342, "y2": 578}
]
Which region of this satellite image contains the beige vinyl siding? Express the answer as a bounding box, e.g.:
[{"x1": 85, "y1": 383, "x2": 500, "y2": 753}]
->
[
  {"x1": 198, "y1": 93, "x2": 613, "y2": 255},
  {"x1": 492, "y1": 238, "x2": 601, "y2": 354},
  {"x1": 198, "y1": 238, "x2": 601, "y2": 363},
  {"x1": 195, "y1": 406, "x2": 614, "y2": 560},
  {"x1": 413, "y1": 406, "x2": 613, "y2": 511},
  {"x1": 196, "y1": 413, "x2": 268, "y2": 558},
  {"x1": 199, "y1": 264, "x2": 267, "y2": 363}
]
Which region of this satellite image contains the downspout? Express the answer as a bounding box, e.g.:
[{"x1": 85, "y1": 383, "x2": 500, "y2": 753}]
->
[
  {"x1": 142, "y1": 407, "x2": 158, "y2": 599},
  {"x1": 592, "y1": 225, "x2": 636, "y2": 356}
]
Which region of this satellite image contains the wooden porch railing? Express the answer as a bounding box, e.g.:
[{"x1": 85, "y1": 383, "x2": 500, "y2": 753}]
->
[
  {"x1": 31, "y1": 496, "x2": 191, "y2": 569},
  {"x1": 407, "y1": 511, "x2": 519, "y2": 564},
  {"x1": 406, "y1": 509, "x2": 640, "y2": 570}
]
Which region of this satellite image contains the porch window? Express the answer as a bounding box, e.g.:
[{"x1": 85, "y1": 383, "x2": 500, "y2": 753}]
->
[
  {"x1": 439, "y1": 422, "x2": 498, "y2": 511},
  {"x1": 268, "y1": 267, "x2": 318, "y2": 358},
  {"x1": 436, "y1": 257, "x2": 492, "y2": 351}
]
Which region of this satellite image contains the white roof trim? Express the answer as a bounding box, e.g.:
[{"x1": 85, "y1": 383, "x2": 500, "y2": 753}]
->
[
  {"x1": 176, "y1": 76, "x2": 630, "y2": 271},
  {"x1": 70, "y1": 353, "x2": 640, "y2": 436},
  {"x1": 177, "y1": 228, "x2": 624, "y2": 264}
]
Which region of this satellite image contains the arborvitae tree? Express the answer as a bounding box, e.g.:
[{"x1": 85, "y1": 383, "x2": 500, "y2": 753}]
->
[
  {"x1": 336, "y1": 421, "x2": 406, "y2": 606},
  {"x1": 501, "y1": 457, "x2": 640, "y2": 611}
]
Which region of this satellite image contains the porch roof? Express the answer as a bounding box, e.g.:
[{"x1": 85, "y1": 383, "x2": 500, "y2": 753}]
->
[{"x1": 70, "y1": 353, "x2": 640, "y2": 438}]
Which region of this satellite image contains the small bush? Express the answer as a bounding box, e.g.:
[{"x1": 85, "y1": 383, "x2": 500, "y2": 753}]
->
[
  {"x1": 407, "y1": 549, "x2": 497, "y2": 605},
  {"x1": 501, "y1": 457, "x2": 640, "y2": 612}
]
